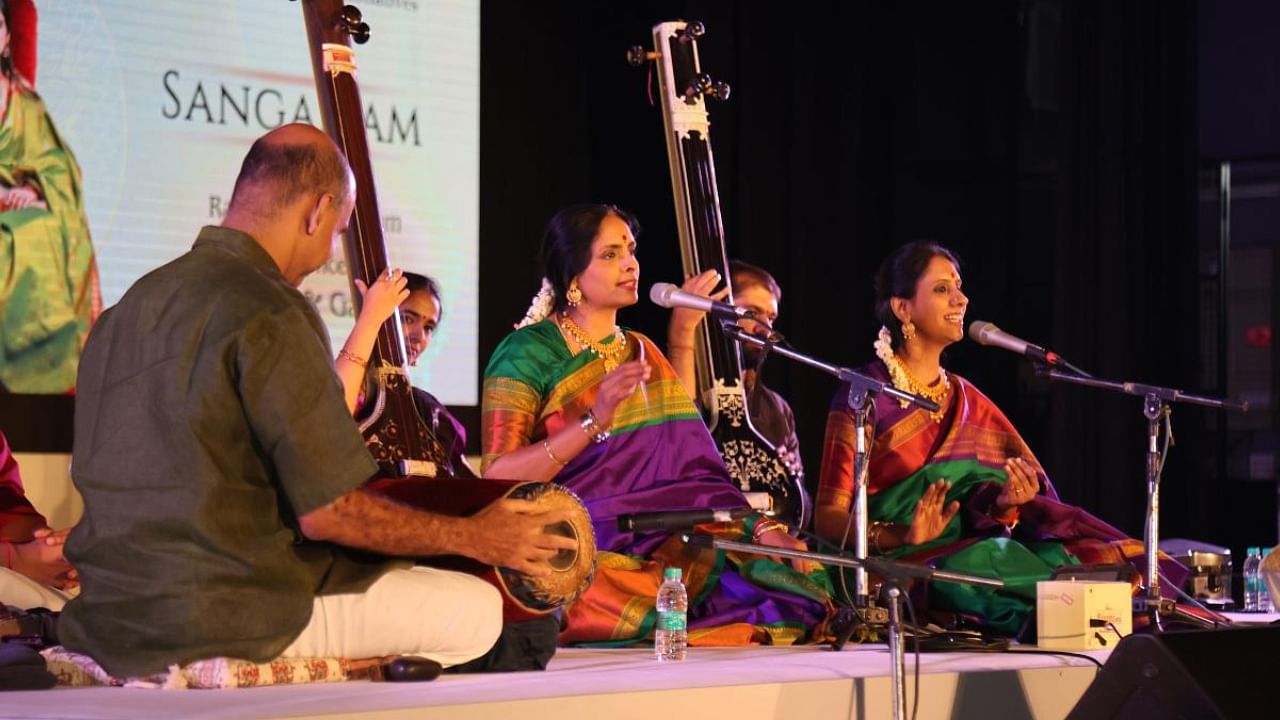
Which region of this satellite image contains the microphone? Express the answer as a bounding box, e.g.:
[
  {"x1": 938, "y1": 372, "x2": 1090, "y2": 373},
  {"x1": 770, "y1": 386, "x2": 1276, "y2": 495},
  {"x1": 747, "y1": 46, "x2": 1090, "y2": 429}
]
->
[
  {"x1": 968, "y1": 321, "x2": 1064, "y2": 366},
  {"x1": 650, "y1": 283, "x2": 753, "y2": 320},
  {"x1": 967, "y1": 322, "x2": 1092, "y2": 377},
  {"x1": 616, "y1": 507, "x2": 756, "y2": 533}
]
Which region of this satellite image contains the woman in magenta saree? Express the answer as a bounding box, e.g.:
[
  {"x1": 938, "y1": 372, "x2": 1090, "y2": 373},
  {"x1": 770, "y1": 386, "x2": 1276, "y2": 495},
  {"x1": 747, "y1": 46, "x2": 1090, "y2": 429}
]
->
[
  {"x1": 816, "y1": 241, "x2": 1186, "y2": 635},
  {"x1": 482, "y1": 204, "x2": 832, "y2": 646}
]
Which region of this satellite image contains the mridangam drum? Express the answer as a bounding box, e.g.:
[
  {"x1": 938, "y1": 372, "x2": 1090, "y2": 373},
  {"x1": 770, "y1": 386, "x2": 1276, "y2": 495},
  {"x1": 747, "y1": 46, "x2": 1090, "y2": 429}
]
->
[{"x1": 364, "y1": 475, "x2": 596, "y2": 621}]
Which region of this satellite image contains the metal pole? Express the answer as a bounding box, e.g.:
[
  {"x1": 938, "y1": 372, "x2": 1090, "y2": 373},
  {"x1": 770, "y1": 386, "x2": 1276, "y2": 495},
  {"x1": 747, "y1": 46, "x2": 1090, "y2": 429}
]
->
[
  {"x1": 887, "y1": 585, "x2": 906, "y2": 720},
  {"x1": 850, "y1": 389, "x2": 871, "y2": 604},
  {"x1": 1143, "y1": 393, "x2": 1164, "y2": 631}
]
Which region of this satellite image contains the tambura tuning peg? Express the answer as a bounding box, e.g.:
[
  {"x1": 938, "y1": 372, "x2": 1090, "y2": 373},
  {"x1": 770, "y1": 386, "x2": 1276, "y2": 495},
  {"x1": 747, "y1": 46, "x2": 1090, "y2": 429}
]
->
[
  {"x1": 675, "y1": 21, "x2": 706, "y2": 43},
  {"x1": 626, "y1": 45, "x2": 658, "y2": 67},
  {"x1": 340, "y1": 5, "x2": 371, "y2": 44}
]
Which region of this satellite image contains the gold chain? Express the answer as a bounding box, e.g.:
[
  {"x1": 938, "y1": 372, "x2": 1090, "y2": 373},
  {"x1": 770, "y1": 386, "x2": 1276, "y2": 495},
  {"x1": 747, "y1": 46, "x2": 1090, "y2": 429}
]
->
[
  {"x1": 559, "y1": 315, "x2": 629, "y2": 371},
  {"x1": 887, "y1": 355, "x2": 950, "y2": 420}
]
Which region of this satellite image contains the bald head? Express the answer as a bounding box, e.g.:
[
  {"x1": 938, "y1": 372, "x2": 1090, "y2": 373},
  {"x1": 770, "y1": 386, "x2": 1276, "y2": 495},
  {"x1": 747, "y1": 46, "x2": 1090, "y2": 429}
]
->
[
  {"x1": 223, "y1": 125, "x2": 358, "y2": 287},
  {"x1": 227, "y1": 123, "x2": 354, "y2": 217}
]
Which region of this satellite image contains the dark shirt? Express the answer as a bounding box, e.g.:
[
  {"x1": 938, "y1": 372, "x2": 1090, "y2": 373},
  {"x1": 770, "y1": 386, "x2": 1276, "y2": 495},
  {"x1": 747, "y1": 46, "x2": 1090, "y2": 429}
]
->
[
  {"x1": 413, "y1": 388, "x2": 466, "y2": 475},
  {"x1": 747, "y1": 380, "x2": 811, "y2": 528},
  {"x1": 747, "y1": 381, "x2": 803, "y2": 478},
  {"x1": 61, "y1": 226, "x2": 385, "y2": 677}
]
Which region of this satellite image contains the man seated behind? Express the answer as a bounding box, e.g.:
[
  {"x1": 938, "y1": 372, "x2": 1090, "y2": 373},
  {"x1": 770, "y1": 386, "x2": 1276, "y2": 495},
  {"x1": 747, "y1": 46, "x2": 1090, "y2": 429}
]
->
[
  {"x1": 727, "y1": 260, "x2": 804, "y2": 482},
  {"x1": 59, "y1": 124, "x2": 574, "y2": 678},
  {"x1": 667, "y1": 260, "x2": 809, "y2": 526}
]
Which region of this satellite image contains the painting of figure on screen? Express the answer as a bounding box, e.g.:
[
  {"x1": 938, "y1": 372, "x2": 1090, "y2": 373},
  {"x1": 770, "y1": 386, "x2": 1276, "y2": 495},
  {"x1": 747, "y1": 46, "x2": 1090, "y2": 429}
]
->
[{"x1": 0, "y1": 0, "x2": 101, "y2": 394}]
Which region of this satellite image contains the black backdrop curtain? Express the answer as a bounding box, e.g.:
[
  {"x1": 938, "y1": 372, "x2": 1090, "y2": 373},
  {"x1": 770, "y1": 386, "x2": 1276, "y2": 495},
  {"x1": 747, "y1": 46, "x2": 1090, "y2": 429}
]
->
[
  {"x1": 479, "y1": 0, "x2": 1255, "y2": 548},
  {"x1": 7, "y1": 0, "x2": 1244, "y2": 553}
]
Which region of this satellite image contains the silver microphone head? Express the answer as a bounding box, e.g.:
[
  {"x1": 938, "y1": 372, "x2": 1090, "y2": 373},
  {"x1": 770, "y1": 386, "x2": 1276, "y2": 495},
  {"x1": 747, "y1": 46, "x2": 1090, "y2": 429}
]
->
[
  {"x1": 968, "y1": 320, "x2": 999, "y2": 345},
  {"x1": 649, "y1": 282, "x2": 678, "y2": 308}
]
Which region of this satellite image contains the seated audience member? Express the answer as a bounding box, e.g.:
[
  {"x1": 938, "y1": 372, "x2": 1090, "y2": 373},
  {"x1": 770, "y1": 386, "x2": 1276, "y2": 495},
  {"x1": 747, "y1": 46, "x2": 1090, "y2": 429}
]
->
[{"x1": 0, "y1": 430, "x2": 75, "y2": 611}]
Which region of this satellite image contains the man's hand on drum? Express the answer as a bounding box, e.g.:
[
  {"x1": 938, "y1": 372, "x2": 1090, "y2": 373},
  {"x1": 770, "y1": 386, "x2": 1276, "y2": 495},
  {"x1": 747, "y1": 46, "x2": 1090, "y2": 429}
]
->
[
  {"x1": 591, "y1": 360, "x2": 651, "y2": 428},
  {"x1": 467, "y1": 498, "x2": 579, "y2": 577},
  {"x1": 904, "y1": 479, "x2": 960, "y2": 546},
  {"x1": 994, "y1": 457, "x2": 1040, "y2": 511}
]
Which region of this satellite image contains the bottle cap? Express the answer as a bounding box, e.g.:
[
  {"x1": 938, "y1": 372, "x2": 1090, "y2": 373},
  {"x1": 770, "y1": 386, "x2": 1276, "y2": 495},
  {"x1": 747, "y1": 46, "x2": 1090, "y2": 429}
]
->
[{"x1": 663, "y1": 566, "x2": 682, "y2": 581}]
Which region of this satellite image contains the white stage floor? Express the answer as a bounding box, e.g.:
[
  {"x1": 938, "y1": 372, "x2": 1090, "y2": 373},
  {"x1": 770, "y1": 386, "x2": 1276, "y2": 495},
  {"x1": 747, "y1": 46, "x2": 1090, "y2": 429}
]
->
[{"x1": 0, "y1": 644, "x2": 1109, "y2": 720}]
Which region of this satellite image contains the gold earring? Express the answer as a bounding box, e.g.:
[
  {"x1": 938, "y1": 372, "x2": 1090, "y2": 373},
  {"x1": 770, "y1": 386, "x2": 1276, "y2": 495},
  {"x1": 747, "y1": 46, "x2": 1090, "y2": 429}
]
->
[
  {"x1": 566, "y1": 284, "x2": 583, "y2": 307},
  {"x1": 901, "y1": 321, "x2": 916, "y2": 341}
]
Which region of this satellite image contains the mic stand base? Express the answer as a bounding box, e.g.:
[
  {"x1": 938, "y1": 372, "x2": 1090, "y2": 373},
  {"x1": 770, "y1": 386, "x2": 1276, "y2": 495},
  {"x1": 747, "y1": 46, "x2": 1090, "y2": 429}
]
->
[
  {"x1": 829, "y1": 603, "x2": 890, "y2": 651},
  {"x1": 1132, "y1": 596, "x2": 1222, "y2": 632},
  {"x1": 682, "y1": 534, "x2": 1002, "y2": 720}
]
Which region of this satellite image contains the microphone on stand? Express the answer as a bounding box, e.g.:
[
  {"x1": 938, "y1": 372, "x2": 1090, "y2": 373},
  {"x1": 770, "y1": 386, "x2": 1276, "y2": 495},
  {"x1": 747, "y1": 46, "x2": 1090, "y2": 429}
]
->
[
  {"x1": 650, "y1": 282, "x2": 753, "y2": 320},
  {"x1": 968, "y1": 321, "x2": 1090, "y2": 377},
  {"x1": 968, "y1": 321, "x2": 1059, "y2": 364},
  {"x1": 616, "y1": 507, "x2": 757, "y2": 533}
]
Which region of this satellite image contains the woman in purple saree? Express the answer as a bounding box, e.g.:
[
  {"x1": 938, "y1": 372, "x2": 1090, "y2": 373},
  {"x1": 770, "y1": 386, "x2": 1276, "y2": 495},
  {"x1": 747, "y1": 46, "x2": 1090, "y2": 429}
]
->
[{"x1": 481, "y1": 204, "x2": 833, "y2": 645}]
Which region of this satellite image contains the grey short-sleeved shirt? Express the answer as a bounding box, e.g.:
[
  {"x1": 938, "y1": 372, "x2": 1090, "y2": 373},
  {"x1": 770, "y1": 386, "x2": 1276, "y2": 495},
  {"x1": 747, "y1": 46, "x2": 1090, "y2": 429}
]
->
[{"x1": 60, "y1": 226, "x2": 386, "y2": 677}]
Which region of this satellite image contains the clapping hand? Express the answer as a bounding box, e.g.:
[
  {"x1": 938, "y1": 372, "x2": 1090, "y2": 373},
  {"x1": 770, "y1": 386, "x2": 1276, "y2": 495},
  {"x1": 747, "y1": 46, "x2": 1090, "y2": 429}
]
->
[
  {"x1": 994, "y1": 457, "x2": 1040, "y2": 511},
  {"x1": 753, "y1": 526, "x2": 818, "y2": 573},
  {"x1": 903, "y1": 479, "x2": 960, "y2": 546}
]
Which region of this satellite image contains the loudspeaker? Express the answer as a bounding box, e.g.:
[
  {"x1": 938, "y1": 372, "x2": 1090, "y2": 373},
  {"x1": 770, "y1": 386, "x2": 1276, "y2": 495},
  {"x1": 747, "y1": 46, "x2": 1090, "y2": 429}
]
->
[{"x1": 1067, "y1": 626, "x2": 1277, "y2": 720}]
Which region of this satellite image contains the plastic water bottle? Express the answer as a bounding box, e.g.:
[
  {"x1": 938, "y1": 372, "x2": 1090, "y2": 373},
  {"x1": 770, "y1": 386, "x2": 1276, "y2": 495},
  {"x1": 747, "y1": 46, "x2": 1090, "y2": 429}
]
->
[
  {"x1": 1262, "y1": 547, "x2": 1274, "y2": 613},
  {"x1": 1243, "y1": 546, "x2": 1262, "y2": 612},
  {"x1": 655, "y1": 566, "x2": 688, "y2": 662}
]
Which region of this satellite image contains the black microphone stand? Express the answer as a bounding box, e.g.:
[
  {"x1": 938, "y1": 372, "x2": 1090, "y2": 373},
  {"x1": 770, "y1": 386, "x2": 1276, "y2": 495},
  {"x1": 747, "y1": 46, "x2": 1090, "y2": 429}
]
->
[
  {"x1": 683, "y1": 532, "x2": 1002, "y2": 720},
  {"x1": 1036, "y1": 365, "x2": 1248, "y2": 631},
  {"x1": 718, "y1": 321, "x2": 939, "y2": 612}
]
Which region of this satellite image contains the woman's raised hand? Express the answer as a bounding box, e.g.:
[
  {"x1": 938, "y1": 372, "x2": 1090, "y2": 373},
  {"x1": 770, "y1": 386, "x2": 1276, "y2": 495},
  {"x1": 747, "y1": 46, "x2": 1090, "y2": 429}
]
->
[
  {"x1": 591, "y1": 359, "x2": 651, "y2": 429},
  {"x1": 903, "y1": 479, "x2": 960, "y2": 546},
  {"x1": 994, "y1": 457, "x2": 1040, "y2": 511},
  {"x1": 354, "y1": 268, "x2": 410, "y2": 326},
  {"x1": 668, "y1": 269, "x2": 730, "y2": 336}
]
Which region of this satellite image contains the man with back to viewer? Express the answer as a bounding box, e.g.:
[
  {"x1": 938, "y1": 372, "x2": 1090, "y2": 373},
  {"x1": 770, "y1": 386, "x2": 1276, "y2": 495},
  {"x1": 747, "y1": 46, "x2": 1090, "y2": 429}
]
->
[{"x1": 59, "y1": 124, "x2": 575, "y2": 677}]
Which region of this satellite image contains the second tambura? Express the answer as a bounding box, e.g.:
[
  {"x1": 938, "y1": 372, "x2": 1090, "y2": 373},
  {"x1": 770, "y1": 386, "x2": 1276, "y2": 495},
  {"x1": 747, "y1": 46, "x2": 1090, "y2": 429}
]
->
[{"x1": 362, "y1": 475, "x2": 597, "y2": 622}]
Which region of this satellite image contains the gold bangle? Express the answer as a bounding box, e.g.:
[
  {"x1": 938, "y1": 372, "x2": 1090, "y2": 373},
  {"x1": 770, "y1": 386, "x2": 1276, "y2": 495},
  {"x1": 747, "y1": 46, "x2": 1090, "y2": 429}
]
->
[
  {"x1": 752, "y1": 519, "x2": 787, "y2": 540},
  {"x1": 869, "y1": 521, "x2": 893, "y2": 555},
  {"x1": 542, "y1": 439, "x2": 568, "y2": 467},
  {"x1": 337, "y1": 349, "x2": 369, "y2": 368}
]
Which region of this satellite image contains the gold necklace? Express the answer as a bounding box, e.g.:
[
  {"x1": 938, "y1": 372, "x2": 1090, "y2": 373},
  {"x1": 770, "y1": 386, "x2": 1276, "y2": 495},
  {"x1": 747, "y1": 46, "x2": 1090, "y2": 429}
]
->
[
  {"x1": 558, "y1": 314, "x2": 628, "y2": 371},
  {"x1": 887, "y1": 356, "x2": 950, "y2": 421}
]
